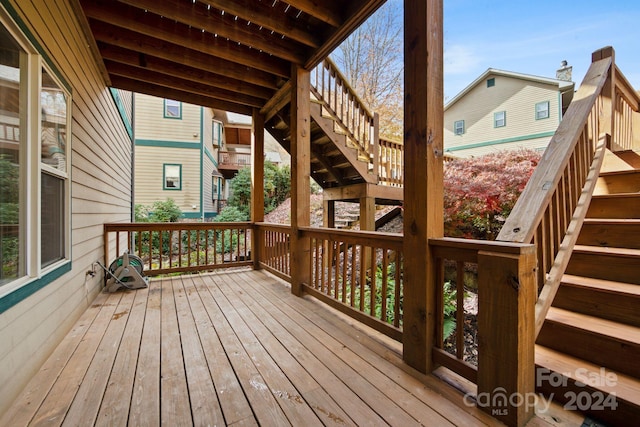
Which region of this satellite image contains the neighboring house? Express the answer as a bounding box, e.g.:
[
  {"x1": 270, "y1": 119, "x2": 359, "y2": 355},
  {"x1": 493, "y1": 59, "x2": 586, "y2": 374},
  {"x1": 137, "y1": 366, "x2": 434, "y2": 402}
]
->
[
  {"x1": 444, "y1": 63, "x2": 575, "y2": 157},
  {"x1": 133, "y1": 93, "x2": 222, "y2": 219}
]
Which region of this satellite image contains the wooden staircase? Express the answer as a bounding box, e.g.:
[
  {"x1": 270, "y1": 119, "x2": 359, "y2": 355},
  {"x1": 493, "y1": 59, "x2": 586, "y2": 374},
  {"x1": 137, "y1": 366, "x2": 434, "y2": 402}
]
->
[
  {"x1": 266, "y1": 100, "x2": 375, "y2": 189},
  {"x1": 535, "y1": 153, "x2": 640, "y2": 426}
]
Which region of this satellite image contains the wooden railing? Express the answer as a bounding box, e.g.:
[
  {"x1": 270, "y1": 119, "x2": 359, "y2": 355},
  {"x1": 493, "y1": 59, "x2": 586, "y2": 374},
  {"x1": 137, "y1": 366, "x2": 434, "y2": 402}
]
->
[
  {"x1": 496, "y1": 47, "x2": 633, "y2": 336},
  {"x1": 430, "y1": 237, "x2": 536, "y2": 426},
  {"x1": 378, "y1": 137, "x2": 404, "y2": 186},
  {"x1": 311, "y1": 57, "x2": 376, "y2": 167},
  {"x1": 104, "y1": 222, "x2": 253, "y2": 276},
  {"x1": 299, "y1": 227, "x2": 403, "y2": 341},
  {"x1": 255, "y1": 223, "x2": 291, "y2": 281},
  {"x1": 612, "y1": 64, "x2": 640, "y2": 151},
  {"x1": 218, "y1": 151, "x2": 251, "y2": 169}
]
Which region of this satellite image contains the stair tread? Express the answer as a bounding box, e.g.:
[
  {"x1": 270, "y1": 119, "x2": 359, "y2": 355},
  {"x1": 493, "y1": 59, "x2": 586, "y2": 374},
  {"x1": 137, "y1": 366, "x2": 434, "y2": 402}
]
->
[
  {"x1": 536, "y1": 345, "x2": 640, "y2": 402},
  {"x1": 546, "y1": 307, "x2": 640, "y2": 345},
  {"x1": 592, "y1": 192, "x2": 640, "y2": 199},
  {"x1": 573, "y1": 244, "x2": 640, "y2": 257},
  {"x1": 599, "y1": 169, "x2": 640, "y2": 177},
  {"x1": 562, "y1": 274, "x2": 640, "y2": 295},
  {"x1": 583, "y1": 218, "x2": 640, "y2": 225}
]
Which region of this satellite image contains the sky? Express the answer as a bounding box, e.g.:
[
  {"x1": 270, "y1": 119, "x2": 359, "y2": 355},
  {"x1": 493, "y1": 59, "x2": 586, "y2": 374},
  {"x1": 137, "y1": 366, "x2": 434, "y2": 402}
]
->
[{"x1": 441, "y1": 0, "x2": 640, "y2": 100}]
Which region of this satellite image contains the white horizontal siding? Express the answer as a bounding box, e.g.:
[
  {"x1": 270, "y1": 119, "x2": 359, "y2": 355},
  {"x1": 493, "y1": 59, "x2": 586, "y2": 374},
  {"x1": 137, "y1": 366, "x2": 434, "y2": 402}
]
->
[{"x1": 0, "y1": 0, "x2": 133, "y2": 415}]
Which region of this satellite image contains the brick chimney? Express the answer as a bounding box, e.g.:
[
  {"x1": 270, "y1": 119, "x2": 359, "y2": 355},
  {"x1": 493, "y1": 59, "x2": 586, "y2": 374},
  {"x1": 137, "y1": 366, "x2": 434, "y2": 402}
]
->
[{"x1": 556, "y1": 60, "x2": 572, "y2": 81}]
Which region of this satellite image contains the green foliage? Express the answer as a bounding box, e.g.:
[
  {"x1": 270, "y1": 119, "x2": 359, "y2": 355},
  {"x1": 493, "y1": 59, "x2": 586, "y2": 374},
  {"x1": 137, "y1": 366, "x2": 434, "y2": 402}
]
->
[
  {"x1": 149, "y1": 198, "x2": 182, "y2": 222},
  {"x1": 0, "y1": 155, "x2": 19, "y2": 205},
  {"x1": 228, "y1": 167, "x2": 252, "y2": 217},
  {"x1": 133, "y1": 198, "x2": 182, "y2": 256},
  {"x1": 442, "y1": 282, "x2": 457, "y2": 341},
  {"x1": 215, "y1": 206, "x2": 249, "y2": 222},
  {"x1": 134, "y1": 204, "x2": 150, "y2": 222},
  {"x1": 227, "y1": 161, "x2": 291, "y2": 217},
  {"x1": 444, "y1": 149, "x2": 541, "y2": 240}
]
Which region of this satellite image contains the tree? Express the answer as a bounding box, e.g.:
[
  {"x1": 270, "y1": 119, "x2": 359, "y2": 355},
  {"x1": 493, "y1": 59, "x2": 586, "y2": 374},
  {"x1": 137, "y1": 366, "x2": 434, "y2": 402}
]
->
[
  {"x1": 333, "y1": 1, "x2": 403, "y2": 140},
  {"x1": 444, "y1": 149, "x2": 541, "y2": 240},
  {"x1": 224, "y1": 161, "x2": 291, "y2": 219}
]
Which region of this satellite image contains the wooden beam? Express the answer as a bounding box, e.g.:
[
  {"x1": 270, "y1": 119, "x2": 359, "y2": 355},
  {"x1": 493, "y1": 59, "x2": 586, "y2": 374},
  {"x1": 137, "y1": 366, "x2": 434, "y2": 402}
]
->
[
  {"x1": 252, "y1": 109, "x2": 265, "y2": 270},
  {"x1": 284, "y1": 0, "x2": 342, "y2": 27},
  {"x1": 289, "y1": 65, "x2": 311, "y2": 296},
  {"x1": 83, "y1": 1, "x2": 290, "y2": 78},
  {"x1": 261, "y1": 81, "x2": 292, "y2": 122},
  {"x1": 477, "y1": 247, "x2": 536, "y2": 427},
  {"x1": 402, "y1": 0, "x2": 444, "y2": 374},
  {"x1": 117, "y1": 0, "x2": 309, "y2": 64},
  {"x1": 322, "y1": 183, "x2": 403, "y2": 203},
  {"x1": 92, "y1": 26, "x2": 279, "y2": 90},
  {"x1": 105, "y1": 60, "x2": 265, "y2": 108},
  {"x1": 198, "y1": 0, "x2": 321, "y2": 48},
  {"x1": 109, "y1": 76, "x2": 253, "y2": 115},
  {"x1": 100, "y1": 44, "x2": 274, "y2": 100}
]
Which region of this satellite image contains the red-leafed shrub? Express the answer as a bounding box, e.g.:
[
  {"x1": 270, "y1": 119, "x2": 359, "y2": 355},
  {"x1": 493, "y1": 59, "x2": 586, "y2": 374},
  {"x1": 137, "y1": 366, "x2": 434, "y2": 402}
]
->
[{"x1": 444, "y1": 149, "x2": 541, "y2": 240}]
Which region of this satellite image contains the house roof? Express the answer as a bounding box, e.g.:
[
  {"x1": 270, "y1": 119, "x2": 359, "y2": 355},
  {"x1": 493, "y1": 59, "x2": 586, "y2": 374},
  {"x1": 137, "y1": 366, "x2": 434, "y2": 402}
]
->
[
  {"x1": 445, "y1": 68, "x2": 575, "y2": 110},
  {"x1": 74, "y1": 0, "x2": 386, "y2": 116}
]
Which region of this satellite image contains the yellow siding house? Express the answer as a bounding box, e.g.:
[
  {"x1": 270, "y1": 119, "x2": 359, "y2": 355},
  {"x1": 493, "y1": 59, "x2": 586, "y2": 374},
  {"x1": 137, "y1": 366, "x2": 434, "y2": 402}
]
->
[
  {"x1": 133, "y1": 93, "x2": 222, "y2": 219},
  {"x1": 444, "y1": 67, "x2": 575, "y2": 157}
]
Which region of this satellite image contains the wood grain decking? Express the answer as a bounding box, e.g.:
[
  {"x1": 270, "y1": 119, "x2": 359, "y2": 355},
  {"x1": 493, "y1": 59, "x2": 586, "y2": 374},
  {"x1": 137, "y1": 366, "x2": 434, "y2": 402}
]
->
[{"x1": 1, "y1": 269, "x2": 548, "y2": 426}]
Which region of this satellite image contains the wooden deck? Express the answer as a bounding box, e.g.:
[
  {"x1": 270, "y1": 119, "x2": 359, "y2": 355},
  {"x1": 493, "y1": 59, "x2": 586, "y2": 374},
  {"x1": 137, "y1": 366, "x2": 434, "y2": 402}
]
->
[{"x1": 2, "y1": 269, "x2": 568, "y2": 426}]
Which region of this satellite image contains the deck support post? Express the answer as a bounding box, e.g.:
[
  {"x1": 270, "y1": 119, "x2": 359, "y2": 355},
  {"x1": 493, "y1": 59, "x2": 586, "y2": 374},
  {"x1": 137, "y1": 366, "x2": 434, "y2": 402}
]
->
[
  {"x1": 323, "y1": 200, "x2": 335, "y2": 228},
  {"x1": 477, "y1": 247, "x2": 536, "y2": 427},
  {"x1": 251, "y1": 108, "x2": 265, "y2": 269},
  {"x1": 402, "y1": 0, "x2": 444, "y2": 374},
  {"x1": 290, "y1": 65, "x2": 311, "y2": 296}
]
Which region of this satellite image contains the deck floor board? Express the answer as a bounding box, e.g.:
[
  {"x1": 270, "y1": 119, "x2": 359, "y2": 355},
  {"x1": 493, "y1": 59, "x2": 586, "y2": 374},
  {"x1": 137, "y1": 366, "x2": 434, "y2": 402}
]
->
[{"x1": 3, "y1": 269, "x2": 510, "y2": 426}]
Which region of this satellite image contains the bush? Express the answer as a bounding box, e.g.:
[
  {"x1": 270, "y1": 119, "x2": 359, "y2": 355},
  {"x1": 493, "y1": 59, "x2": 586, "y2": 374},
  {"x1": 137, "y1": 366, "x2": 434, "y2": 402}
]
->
[
  {"x1": 214, "y1": 206, "x2": 248, "y2": 223},
  {"x1": 444, "y1": 149, "x2": 540, "y2": 240},
  {"x1": 227, "y1": 161, "x2": 291, "y2": 217},
  {"x1": 149, "y1": 198, "x2": 182, "y2": 222}
]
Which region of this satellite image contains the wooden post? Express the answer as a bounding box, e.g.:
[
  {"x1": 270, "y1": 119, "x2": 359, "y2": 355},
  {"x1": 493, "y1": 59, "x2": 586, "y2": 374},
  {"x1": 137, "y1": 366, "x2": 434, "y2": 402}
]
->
[
  {"x1": 323, "y1": 200, "x2": 335, "y2": 228},
  {"x1": 290, "y1": 65, "x2": 311, "y2": 296},
  {"x1": 477, "y1": 246, "x2": 536, "y2": 427},
  {"x1": 372, "y1": 112, "x2": 380, "y2": 180},
  {"x1": 359, "y1": 197, "x2": 375, "y2": 232},
  {"x1": 592, "y1": 47, "x2": 615, "y2": 147},
  {"x1": 251, "y1": 108, "x2": 265, "y2": 269},
  {"x1": 402, "y1": 0, "x2": 444, "y2": 373}
]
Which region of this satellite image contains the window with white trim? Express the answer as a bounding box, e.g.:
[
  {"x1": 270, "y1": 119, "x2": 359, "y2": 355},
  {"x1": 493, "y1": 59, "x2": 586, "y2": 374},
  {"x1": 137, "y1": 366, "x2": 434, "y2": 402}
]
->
[
  {"x1": 454, "y1": 120, "x2": 465, "y2": 135},
  {"x1": 536, "y1": 101, "x2": 550, "y2": 120},
  {"x1": 0, "y1": 13, "x2": 71, "y2": 287},
  {"x1": 164, "y1": 99, "x2": 182, "y2": 118},
  {"x1": 494, "y1": 111, "x2": 506, "y2": 128},
  {"x1": 163, "y1": 164, "x2": 182, "y2": 190}
]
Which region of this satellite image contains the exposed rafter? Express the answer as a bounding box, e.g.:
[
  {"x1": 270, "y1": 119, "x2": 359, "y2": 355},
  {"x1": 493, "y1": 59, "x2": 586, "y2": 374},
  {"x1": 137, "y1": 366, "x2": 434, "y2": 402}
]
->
[{"x1": 76, "y1": 0, "x2": 385, "y2": 112}]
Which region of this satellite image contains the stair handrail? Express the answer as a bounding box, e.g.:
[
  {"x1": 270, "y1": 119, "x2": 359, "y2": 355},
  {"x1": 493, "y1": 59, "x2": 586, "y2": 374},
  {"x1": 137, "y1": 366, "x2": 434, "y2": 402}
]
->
[
  {"x1": 311, "y1": 57, "x2": 377, "y2": 170},
  {"x1": 496, "y1": 47, "x2": 626, "y2": 337}
]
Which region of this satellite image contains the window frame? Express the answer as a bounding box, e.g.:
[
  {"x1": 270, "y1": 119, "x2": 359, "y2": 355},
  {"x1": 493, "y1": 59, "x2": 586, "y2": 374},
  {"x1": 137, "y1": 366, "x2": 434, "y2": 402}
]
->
[
  {"x1": 453, "y1": 119, "x2": 465, "y2": 135},
  {"x1": 163, "y1": 99, "x2": 182, "y2": 119},
  {"x1": 0, "y1": 9, "x2": 72, "y2": 296},
  {"x1": 535, "y1": 101, "x2": 550, "y2": 120},
  {"x1": 487, "y1": 78, "x2": 495, "y2": 88},
  {"x1": 494, "y1": 111, "x2": 506, "y2": 128},
  {"x1": 163, "y1": 163, "x2": 182, "y2": 190}
]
